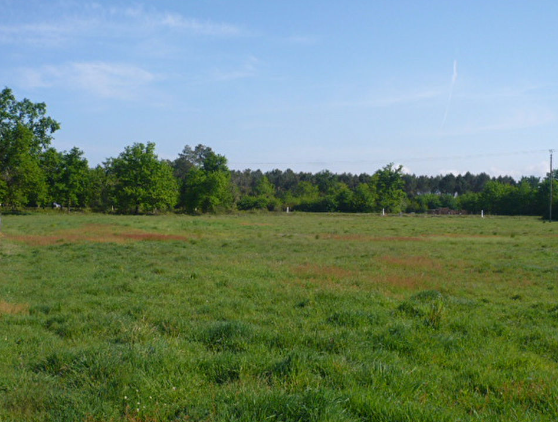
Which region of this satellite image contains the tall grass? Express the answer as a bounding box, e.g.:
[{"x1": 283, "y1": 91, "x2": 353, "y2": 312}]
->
[{"x1": 0, "y1": 213, "x2": 557, "y2": 421}]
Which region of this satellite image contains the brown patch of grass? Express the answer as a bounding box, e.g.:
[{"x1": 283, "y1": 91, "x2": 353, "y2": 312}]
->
[
  {"x1": 0, "y1": 301, "x2": 29, "y2": 315},
  {"x1": 118, "y1": 233, "x2": 189, "y2": 241},
  {"x1": 288, "y1": 263, "x2": 363, "y2": 291},
  {"x1": 5, "y1": 224, "x2": 188, "y2": 246},
  {"x1": 240, "y1": 222, "x2": 272, "y2": 227},
  {"x1": 294, "y1": 263, "x2": 357, "y2": 280},
  {"x1": 380, "y1": 255, "x2": 442, "y2": 270}
]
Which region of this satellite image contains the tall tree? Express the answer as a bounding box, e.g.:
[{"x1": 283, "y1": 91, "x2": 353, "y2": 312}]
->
[
  {"x1": 0, "y1": 88, "x2": 60, "y2": 208},
  {"x1": 58, "y1": 147, "x2": 90, "y2": 210},
  {"x1": 0, "y1": 87, "x2": 60, "y2": 153},
  {"x1": 179, "y1": 145, "x2": 233, "y2": 213},
  {"x1": 373, "y1": 163, "x2": 406, "y2": 213},
  {"x1": 107, "y1": 142, "x2": 178, "y2": 214},
  {"x1": 0, "y1": 125, "x2": 47, "y2": 208}
]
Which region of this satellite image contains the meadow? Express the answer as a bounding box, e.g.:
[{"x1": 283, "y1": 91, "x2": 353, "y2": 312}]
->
[{"x1": 0, "y1": 212, "x2": 557, "y2": 421}]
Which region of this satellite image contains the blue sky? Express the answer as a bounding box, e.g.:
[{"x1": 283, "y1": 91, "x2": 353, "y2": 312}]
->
[{"x1": 2, "y1": 0, "x2": 557, "y2": 178}]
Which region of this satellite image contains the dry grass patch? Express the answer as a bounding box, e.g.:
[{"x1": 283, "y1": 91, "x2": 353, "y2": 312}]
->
[
  {"x1": 380, "y1": 255, "x2": 442, "y2": 270},
  {"x1": 294, "y1": 263, "x2": 357, "y2": 280},
  {"x1": 0, "y1": 301, "x2": 29, "y2": 315},
  {"x1": 289, "y1": 263, "x2": 363, "y2": 291}
]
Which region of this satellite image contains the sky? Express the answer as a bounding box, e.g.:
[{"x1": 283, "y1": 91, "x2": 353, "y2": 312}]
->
[{"x1": 1, "y1": 0, "x2": 558, "y2": 178}]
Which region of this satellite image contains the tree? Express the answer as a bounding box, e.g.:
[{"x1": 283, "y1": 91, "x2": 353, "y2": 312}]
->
[
  {"x1": 439, "y1": 174, "x2": 457, "y2": 195},
  {"x1": 352, "y1": 183, "x2": 377, "y2": 212},
  {"x1": 58, "y1": 147, "x2": 90, "y2": 210},
  {"x1": 179, "y1": 145, "x2": 234, "y2": 213},
  {"x1": 0, "y1": 88, "x2": 60, "y2": 208},
  {"x1": 1, "y1": 87, "x2": 60, "y2": 153},
  {"x1": 107, "y1": 142, "x2": 178, "y2": 214},
  {"x1": 373, "y1": 163, "x2": 406, "y2": 213},
  {"x1": 457, "y1": 192, "x2": 481, "y2": 213},
  {"x1": 0, "y1": 125, "x2": 47, "y2": 208},
  {"x1": 40, "y1": 147, "x2": 63, "y2": 205},
  {"x1": 87, "y1": 165, "x2": 114, "y2": 212}
]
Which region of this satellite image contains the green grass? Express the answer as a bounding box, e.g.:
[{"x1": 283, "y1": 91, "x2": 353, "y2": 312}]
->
[{"x1": 1, "y1": 212, "x2": 557, "y2": 421}]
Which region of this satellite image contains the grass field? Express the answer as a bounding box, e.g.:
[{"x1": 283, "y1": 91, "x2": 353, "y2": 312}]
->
[{"x1": 1, "y1": 212, "x2": 557, "y2": 421}]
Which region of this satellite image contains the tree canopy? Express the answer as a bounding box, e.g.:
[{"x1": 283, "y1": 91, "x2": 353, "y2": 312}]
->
[{"x1": 105, "y1": 142, "x2": 178, "y2": 214}]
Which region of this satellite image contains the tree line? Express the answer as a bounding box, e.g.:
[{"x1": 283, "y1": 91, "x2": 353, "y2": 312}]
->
[{"x1": 1, "y1": 88, "x2": 556, "y2": 217}]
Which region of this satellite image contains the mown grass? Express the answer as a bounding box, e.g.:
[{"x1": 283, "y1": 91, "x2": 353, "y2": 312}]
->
[{"x1": 1, "y1": 212, "x2": 557, "y2": 421}]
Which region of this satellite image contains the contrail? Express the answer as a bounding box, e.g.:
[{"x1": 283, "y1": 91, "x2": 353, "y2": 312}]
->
[{"x1": 441, "y1": 59, "x2": 458, "y2": 129}]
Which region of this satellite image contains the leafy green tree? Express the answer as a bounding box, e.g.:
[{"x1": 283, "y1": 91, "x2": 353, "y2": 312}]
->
[
  {"x1": 238, "y1": 175, "x2": 281, "y2": 211},
  {"x1": 107, "y1": 142, "x2": 178, "y2": 214},
  {"x1": 1, "y1": 87, "x2": 60, "y2": 153},
  {"x1": 480, "y1": 181, "x2": 514, "y2": 214},
  {"x1": 179, "y1": 146, "x2": 233, "y2": 213},
  {"x1": 314, "y1": 170, "x2": 336, "y2": 195},
  {"x1": 0, "y1": 88, "x2": 60, "y2": 208},
  {"x1": 457, "y1": 192, "x2": 481, "y2": 213},
  {"x1": 58, "y1": 147, "x2": 90, "y2": 210},
  {"x1": 352, "y1": 183, "x2": 377, "y2": 212},
  {"x1": 40, "y1": 147, "x2": 63, "y2": 205},
  {"x1": 334, "y1": 182, "x2": 354, "y2": 213},
  {"x1": 416, "y1": 193, "x2": 442, "y2": 211},
  {"x1": 0, "y1": 125, "x2": 47, "y2": 208},
  {"x1": 373, "y1": 163, "x2": 406, "y2": 213},
  {"x1": 86, "y1": 165, "x2": 115, "y2": 212}
]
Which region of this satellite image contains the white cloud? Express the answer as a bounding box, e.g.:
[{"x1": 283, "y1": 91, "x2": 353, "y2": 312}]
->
[
  {"x1": 0, "y1": 4, "x2": 244, "y2": 47},
  {"x1": 0, "y1": 22, "x2": 83, "y2": 46},
  {"x1": 18, "y1": 62, "x2": 156, "y2": 100},
  {"x1": 157, "y1": 13, "x2": 242, "y2": 36}
]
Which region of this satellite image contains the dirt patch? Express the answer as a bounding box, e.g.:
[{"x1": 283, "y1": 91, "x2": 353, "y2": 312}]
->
[
  {"x1": 0, "y1": 301, "x2": 29, "y2": 315},
  {"x1": 240, "y1": 222, "x2": 272, "y2": 227},
  {"x1": 5, "y1": 224, "x2": 188, "y2": 246}
]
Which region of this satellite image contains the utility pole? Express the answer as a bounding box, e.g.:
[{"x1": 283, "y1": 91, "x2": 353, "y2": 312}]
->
[{"x1": 551, "y1": 149, "x2": 554, "y2": 222}]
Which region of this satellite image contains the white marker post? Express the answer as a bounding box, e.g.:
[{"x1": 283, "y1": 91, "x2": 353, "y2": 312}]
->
[{"x1": 481, "y1": 210, "x2": 484, "y2": 218}]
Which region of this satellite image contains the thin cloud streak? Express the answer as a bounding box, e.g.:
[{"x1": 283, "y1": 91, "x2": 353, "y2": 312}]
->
[
  {"x1": 0, "y1": 4, "x2": 245, "y2": 47},
  {"x1": 18, "y1": 62, "x2": 157, "y2": 100},
  {"x1": 441, "y1": 59, "x2": 458, "y2": 129}
]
